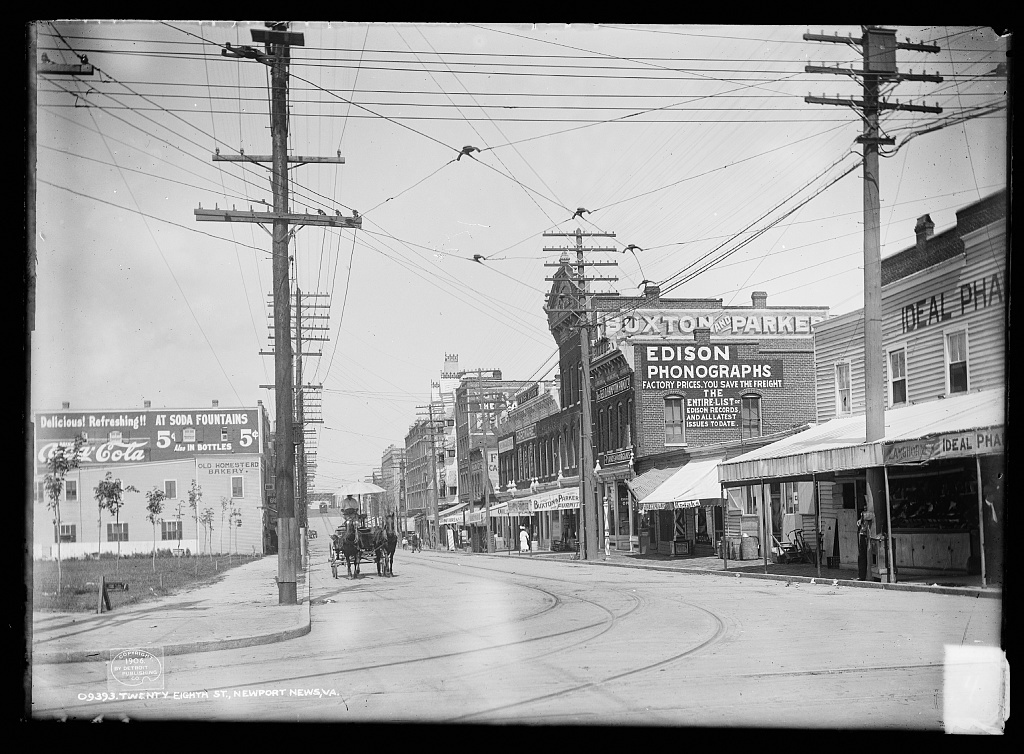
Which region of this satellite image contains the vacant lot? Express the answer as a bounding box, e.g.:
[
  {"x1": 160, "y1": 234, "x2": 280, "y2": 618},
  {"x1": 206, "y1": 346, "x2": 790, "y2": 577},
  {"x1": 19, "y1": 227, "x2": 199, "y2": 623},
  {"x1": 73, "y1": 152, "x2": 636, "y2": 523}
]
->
[{"x1": 32, "y1": 554, "x2": 259, "y2": 612}]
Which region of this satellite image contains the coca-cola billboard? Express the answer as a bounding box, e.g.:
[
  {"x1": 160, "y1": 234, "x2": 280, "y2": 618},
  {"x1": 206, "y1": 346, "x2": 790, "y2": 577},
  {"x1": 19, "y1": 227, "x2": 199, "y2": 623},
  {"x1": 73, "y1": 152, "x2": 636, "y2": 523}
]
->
[{"x1": 34, "y1": 408, "x2": 264, "y2": 474}]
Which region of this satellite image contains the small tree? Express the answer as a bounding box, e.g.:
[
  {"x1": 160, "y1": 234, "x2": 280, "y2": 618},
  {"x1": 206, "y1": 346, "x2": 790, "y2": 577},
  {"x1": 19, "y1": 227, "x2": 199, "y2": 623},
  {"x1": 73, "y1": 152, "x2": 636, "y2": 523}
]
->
[
  {"x1": 94, "y1": 472, "x2": 139, "y2": 575},
  {"x1": 145, "y1": 487, "x2": 167, "y2": 573},
  {"x1": 219, "y1": 496, "x2": 230, "y2": 555},
  {"x1": 42, "y1": 434, "x2": 85, "y2": 594},
  {"x1": 188, "y1": 480, "x2": 203, "y2": 576},
  {"x1": 233, "y1": 508, "x2": 243, "y2": 555},
  {"x1": 199, "y1": 507, "x2": 215, "y2": 560}
]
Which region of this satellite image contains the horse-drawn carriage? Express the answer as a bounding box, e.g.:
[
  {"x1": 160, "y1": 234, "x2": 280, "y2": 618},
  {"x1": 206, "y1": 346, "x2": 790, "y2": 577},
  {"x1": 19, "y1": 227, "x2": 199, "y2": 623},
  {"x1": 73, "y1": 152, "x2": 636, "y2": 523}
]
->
[{"x1": 330, "y1": 509, "x2": 398, "y2": 579}]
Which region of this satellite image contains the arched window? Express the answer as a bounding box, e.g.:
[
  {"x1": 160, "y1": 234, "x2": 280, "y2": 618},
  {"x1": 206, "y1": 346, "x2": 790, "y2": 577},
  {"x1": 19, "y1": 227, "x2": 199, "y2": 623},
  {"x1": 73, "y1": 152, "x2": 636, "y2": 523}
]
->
[
  {"x1": 616, "y1": 402, "x2": 625, "y2": 448},
  {"x1": 741, "y1": 394, "x2": 762, "y2": 439},
  {"x1": 664, "y1": 396, "x2": 685, "y2": 445}
]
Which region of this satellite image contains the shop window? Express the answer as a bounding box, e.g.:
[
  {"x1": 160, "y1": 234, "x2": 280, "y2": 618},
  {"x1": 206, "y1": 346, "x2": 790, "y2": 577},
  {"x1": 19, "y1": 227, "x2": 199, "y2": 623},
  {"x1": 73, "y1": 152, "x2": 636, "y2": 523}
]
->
[
  {"x1": 164, "y1": 480, "x2": 177, "y2": 499},
  {"x1": 65, "y1": 480, "x2": 78, "y2": 502},
  {"x1": 231, "y1": 476, "x2": 244, "y2": 498},
  {"x1": 664, "y1": 397, "x2": 685, "y2": 445},
  {"x1": 744, "y1": 485, "x2": 762, "y2": 516},
  {"x1": 835, "y1": 362, "x2": 852, "y2": 415},
  {"x1": 740, "y1": 395, "x2": 761, "y2": 438},
  {"x1": 945, "y1": 330, "x2": 968, "y2": 394},
  {"x1": 161, "y1": 520, "x2": 183, "y2": 541},
  {"x1": 888, "y1": 348, "x2": 908, "y2": 405},
  {"x1": 55, "y1": 524, "x2": 76, "y2": 543},
  {"x1": 183, "y1": 427, "x2": 196, "y2": 443},
  {"x1": 107, "y1": 523, "x2": 129, "y2": 542}
]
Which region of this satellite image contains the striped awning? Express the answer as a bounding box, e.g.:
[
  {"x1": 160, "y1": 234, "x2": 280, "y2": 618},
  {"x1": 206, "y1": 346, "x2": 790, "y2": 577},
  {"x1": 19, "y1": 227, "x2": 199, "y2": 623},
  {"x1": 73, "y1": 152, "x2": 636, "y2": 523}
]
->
[{"x1": 626, "y1": 466, "x2": 678, "y2": 502}]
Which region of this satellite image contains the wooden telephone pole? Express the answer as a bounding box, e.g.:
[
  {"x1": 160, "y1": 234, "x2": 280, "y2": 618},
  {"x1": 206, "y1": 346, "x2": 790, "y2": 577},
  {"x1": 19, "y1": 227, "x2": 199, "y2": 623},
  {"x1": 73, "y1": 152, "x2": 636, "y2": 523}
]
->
[
  {"x1": 543, "y1": 229, "x2": 618, "y2": 561},
  {"x1": 805, "y1": 26, "x2": 941, "y2": 581},
  {"x1": 197, "y1": 22, "x2": 361, "y2": 604}
]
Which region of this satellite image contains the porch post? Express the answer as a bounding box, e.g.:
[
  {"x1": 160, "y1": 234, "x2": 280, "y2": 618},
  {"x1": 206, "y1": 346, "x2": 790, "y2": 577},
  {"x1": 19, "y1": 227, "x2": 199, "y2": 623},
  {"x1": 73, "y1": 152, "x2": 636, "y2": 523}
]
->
[
  {"x1": 975, "y1": 456, "x2": 987, "y2": 588},
  {"x1": 721, "y1": 483, "x2": 728, "y2": 571},
  {"x1": 883, "y1": 466, "x2": 896, "y2": 584},
  {"x1": 761, "y1": 477, "x2": 768, "y2": 574},
  {"x1": 813, "y1": 473, "x2": 821, "y2": 578}
]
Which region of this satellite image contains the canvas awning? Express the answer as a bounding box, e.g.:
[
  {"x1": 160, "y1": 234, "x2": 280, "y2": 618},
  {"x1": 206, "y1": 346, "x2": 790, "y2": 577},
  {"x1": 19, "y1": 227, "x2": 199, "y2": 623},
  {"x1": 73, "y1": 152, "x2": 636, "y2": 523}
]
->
[
  {"x1": 718, "y1": 388, "x2": 1005, "y2": 486},
  {"x1": 438, "y1": 501, "x2": 469, "y2": 525},
  {"x1": 625, "y1": 466, "x2": 678, "y2": 502},
  {"x1": 638, "y1": 457, "x2": 725, "y2": 510}
]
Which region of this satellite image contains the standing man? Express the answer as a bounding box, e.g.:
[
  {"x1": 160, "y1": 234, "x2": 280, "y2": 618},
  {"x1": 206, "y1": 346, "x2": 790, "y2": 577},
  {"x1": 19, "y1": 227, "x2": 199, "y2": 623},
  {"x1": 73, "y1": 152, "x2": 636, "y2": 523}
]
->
[{"x1": 856, "y1": 507, "x2": 872, "y2": 580}]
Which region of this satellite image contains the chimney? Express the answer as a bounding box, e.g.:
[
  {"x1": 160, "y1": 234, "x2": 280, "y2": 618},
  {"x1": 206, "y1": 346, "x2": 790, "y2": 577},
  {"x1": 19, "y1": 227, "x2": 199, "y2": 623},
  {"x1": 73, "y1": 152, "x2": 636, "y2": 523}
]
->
[
  {"x1": 914, "y1": 214, "x2": 934, "y2": 250},
  {"x1": 693, "y1": 328, "x2": 711, "y2": 346},
  {"x1": 643, "y1": 282, "x2": 661, "y2": 300},
  {"x1": 62, "y1": 401, "x2": 70, "y2": 409},
  {"x1": 751, "y1": 291, "x2": 768, "y2": 309},
  {"x1": 144, "y1": 400, "x2": 151, "y2": 408},
  {"x1": 212, "y1": 399, "x2": 219, "y2": 408}
]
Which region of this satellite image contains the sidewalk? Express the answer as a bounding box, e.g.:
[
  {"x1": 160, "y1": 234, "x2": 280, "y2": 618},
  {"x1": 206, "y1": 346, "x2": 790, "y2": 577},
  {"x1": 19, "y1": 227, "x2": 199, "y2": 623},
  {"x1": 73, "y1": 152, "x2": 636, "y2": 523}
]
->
[
  {"x1": 31, "y1": 554, "x2": 310, "y2": 665},
  {"x1": 473, "y1": 545, "x2": 1002, "y2": 599}
]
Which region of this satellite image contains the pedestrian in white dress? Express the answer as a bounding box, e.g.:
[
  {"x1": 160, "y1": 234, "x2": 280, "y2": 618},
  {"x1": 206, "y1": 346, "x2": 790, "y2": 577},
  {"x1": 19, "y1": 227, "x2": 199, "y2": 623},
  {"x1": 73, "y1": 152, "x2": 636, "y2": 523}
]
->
[{"x1": 519, "y1": 525, "x2": 531, "y2": 554}]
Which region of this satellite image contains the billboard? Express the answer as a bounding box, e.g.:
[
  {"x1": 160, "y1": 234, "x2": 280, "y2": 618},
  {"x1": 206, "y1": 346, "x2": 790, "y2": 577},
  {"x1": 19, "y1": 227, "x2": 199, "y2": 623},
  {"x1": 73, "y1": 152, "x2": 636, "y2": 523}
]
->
[
  {"x1": 639, "y1": 344, "x2": 784, "y2": 429},
  {"x1": 34, "y1": 408, "x2": 263, "y2": 474}
]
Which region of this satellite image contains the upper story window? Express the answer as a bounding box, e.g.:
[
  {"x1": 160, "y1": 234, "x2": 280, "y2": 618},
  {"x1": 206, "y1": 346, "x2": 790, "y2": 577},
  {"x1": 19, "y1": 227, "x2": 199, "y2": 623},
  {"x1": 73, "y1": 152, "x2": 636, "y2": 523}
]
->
[
  {"x1": 888, "y1": 348, "x2": 907, "y2": 405},
  {"x1": 946, "y1": 330, "x2": 969, "y2": 394},
  {"x1": 183, "y1": 427, "x2": 196, "y2": 443},
  {"x1": 664, "y1": 397, "x2": 685, "y2": 445},
  {"x1": 740, "y1": 395, "x2": 762, "y2": 439},
  {"x1": 231, "y1": 476, "x2": 244, "y2": 498},
  {"x1": 164, "y1": 480, "x2": 177, "y2": 499},
  {"x1": 835, "y1": 362, "x2": 852, "y2": 415},
  {"x1": 221, "y1": 427, "x2": 229, "y2": 442},
  {"x1": 65, "y1": 479, "x2": 78, "y2": 501},
  {"x1": 108, "y1": 430, "x2": 122, "y2": 443}
]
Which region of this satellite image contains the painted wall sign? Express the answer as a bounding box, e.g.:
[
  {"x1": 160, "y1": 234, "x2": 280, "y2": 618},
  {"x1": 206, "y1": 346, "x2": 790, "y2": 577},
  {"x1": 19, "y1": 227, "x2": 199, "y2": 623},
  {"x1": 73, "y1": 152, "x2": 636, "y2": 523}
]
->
[
  {"x1": 639, "y1": 344, "x2": 783, "y2": 428},
  {"x1": 899, "y1": 272, "x2": 1003, "y2": 334},
  {"x1": 602, "y1": 308, "x2": 827, "y2": 341},
  {"x1": 883, "y1": 427, "x2": 1004, "y2": 464},
  {"x1": 34, "y1": 409, "x2": 261, "y2": 474}
]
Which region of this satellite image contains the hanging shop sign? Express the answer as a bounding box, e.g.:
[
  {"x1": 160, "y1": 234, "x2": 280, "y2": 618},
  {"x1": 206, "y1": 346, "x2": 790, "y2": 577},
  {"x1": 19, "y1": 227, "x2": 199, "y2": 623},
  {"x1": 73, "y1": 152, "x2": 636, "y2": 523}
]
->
[
  {"x1": 596, "y1": 377, "x2": 630, "y2": 403},
  {"x1": 602, "y1": 308, "x2": 827, "y2": 341},
  {"x1": 883, "y1": 427, "x2": 1005, "y2": 465},
  {"x1": 34, "y1": 408, "x2": 262, "y2": 473},
  {"x1": 531, "y1": 488, "x2": 581, "y2": 512},
  {"x1": 639, "y1": 344, "x2": 783, "y2": 428},
  {"x1": 506, "y1": 498, "x2": 532, "y2": 515},
  {"x1": 497, "y1": 436, "x2": 515, "y2": 454}
]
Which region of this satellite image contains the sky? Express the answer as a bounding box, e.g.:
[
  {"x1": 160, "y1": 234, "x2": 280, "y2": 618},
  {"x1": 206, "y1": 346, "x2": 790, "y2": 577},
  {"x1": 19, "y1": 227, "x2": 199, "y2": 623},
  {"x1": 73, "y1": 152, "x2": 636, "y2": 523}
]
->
[{"x1": 29, "y1": 22, "x2": 1010, "y2": 494}]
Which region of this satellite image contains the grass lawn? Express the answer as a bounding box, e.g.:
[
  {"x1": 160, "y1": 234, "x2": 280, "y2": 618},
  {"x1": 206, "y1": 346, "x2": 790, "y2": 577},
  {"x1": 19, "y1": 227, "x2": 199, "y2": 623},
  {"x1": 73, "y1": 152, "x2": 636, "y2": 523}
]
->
[{"x1": 32, "y1": 553, "x2": 261, "y2": 613}]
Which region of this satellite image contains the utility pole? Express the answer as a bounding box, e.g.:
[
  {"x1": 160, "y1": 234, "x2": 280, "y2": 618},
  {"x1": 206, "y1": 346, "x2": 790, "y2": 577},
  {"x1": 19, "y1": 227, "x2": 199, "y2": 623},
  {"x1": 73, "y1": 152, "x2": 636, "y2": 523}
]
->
[
  {"x1": 805, "y1": 26, "x2": 941, "y2": 581},
  {"x1": 543, "y1": 229, "x2": 618, "y2": 561},
  {"x1": 198, "y1": 22, "x2": 361, "y2": 605}
]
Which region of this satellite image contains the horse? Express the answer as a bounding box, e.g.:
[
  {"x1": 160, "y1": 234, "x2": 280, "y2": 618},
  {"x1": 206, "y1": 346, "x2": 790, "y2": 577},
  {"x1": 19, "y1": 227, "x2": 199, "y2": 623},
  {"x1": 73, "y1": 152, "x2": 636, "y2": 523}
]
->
[
  {"x1": 372, "y1": 526, "x2": 399, "y2": 577},
  {"x1": 335, "y1": 521, "x2": 361, "y2": 579}
]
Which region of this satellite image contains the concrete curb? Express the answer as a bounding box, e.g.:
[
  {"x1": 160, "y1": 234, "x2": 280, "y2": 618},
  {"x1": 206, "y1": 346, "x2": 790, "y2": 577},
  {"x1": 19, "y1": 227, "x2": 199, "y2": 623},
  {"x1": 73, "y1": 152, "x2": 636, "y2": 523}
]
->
[
  {"x1": 466, "y1": 549, "x2": 999, "y2": 599},
  {"x1": 33, "y1": 560, "x2": 314, "y2": 665}
]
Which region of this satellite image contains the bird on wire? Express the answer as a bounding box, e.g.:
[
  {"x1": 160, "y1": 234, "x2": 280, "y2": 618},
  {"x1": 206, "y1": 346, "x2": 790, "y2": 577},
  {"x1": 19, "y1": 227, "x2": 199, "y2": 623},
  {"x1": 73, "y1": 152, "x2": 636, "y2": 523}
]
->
[
  {"x1": 457, "y1": 146, "x2": 481, "y2": 161},
  {"x1": 623, "y1": 244, "x2": 643, "y2": 253},
  {"x1": 472, "y1": 254, "x2": 487, "y2": 263},
  {"x1": 571, "y1": 207, "x2": 591, "y2": 221}
]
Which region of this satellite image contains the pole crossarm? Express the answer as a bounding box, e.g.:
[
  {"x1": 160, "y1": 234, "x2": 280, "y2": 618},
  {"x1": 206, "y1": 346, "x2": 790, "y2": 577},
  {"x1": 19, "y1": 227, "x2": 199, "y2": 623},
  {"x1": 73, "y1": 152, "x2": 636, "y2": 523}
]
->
[
  {"x1": 39, "y1": 63, "x2": 94, "y2": 76},
  {"x1": 195, "y1": 208, "x2": 362, "y2": 227},
  {"x1": 213, "y1": 152, "x2": 344, "y2": 167},
  {"x1": 804, "y1": 95, "x2": 942, "y2": 114}
]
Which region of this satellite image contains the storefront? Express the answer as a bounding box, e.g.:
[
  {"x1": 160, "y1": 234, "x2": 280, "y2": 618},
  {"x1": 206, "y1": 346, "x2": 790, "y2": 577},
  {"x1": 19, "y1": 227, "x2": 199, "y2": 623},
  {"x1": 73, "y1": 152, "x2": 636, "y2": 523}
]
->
[
  {"x1": 718, "y1": 388, "x2": 1004, "y2": 584},
  {"x1": 636, "y1": 457, "x2": 725, "y2": 557}
]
